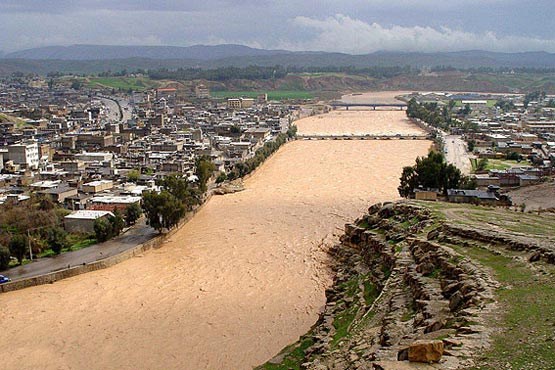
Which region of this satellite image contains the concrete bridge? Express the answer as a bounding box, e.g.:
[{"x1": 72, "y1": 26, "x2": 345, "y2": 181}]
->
[
  {"x1": 330, "y1": 102, "x2": 407, "y2": 111},
  {"x1": 296, "y1": 134, "x2": 431, "y2": 141}
]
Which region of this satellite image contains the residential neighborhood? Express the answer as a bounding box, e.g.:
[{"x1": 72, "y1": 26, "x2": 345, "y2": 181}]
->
[{"x1": 0, "y1": 76, "x2": 302, "y2": 237}]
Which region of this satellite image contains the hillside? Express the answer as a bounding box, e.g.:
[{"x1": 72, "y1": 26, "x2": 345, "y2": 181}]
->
[
  {"x1": 2, "y1": 46, "x2": 555, "y2": 76},
  {"x1": 4, "y1": 44, "x2": 292, "y2": 61},
  {"x1": 260, "y1": 201, "x2": 555, "y2": 369}
]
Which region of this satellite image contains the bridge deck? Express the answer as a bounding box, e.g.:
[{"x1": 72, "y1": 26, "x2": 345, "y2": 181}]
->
[{"x1": 296, "y1": 134, "x2": 430, "y2": 141}]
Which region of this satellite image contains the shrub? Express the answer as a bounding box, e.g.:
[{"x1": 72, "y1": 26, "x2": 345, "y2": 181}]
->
[{"x1": 0, "y1": 246, "x2": 10, "y2": 271}]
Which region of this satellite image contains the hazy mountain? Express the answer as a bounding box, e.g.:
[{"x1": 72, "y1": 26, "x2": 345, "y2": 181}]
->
[
  {"x1": 4, "y1": 44, "x2": 292, "y2": 61},
  {"x1": 1, "y1": 45, "x2": 555, "y2": 76}
]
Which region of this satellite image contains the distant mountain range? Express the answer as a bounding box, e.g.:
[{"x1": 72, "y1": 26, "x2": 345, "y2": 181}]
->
[
  {"x1": 1, "y1": 44, "x2": 555, "y2": 75},
  {"x1": 4, "y1": 44, "x2": 293, "y2": 61}
]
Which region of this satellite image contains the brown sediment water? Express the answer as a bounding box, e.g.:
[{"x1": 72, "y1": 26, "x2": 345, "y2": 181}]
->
[
  {"x1": 296, "y1": 110, "x2": 422, "y2": 136},
  {"x1": 0, "y1": 108, "x2": 430, "y2": 370}
]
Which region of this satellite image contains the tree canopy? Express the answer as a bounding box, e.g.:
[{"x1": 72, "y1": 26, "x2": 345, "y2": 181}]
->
[
  {"x1": 142, "y1": 191, "x2": 186, "y2": 232},
  {"x1": 398, "y1": 151, "x2": 475, "y2": 197}
]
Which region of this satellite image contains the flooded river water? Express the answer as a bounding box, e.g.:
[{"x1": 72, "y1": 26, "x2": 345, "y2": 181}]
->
[{"x1": 0, "y1": 107, "x2": 430, "y2": 370}]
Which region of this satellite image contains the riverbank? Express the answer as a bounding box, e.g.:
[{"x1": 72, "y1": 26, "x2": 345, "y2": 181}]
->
[{"x1": 260, "y1": 201, "x2": 555, "y2": 369}]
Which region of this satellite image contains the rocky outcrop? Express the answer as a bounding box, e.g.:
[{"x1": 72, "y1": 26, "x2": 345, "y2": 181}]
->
[
  {"x1": 430, "y1": 223, "x2": 555, "y2": 265},
  {"x1": 212, "y1": 180, "x2": 245, "y2": 195},
  {"x1": 260, "y1": 201, "x2": 498, "y2": 370}
]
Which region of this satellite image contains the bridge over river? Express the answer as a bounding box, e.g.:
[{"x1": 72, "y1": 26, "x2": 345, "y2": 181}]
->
[
  {"x1": 297, "y1": 133, "x2": 430, "y2": 140},
  {"x1": 330, "y1": 101, "x2": 407, "y2": 110}
]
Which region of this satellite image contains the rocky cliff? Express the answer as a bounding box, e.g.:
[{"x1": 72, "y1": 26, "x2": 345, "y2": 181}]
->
[{"x1": 260, "y1": 201, "x2": 555, "y2": 369}]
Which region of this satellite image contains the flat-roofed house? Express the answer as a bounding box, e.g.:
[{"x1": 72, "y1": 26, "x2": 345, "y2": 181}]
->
[
  {"x1": 64, "y1": 210, "x2": 114, "y2": 233},
  {"x1": 82, "y1": 180, "x2": 114, "y2": 194}
]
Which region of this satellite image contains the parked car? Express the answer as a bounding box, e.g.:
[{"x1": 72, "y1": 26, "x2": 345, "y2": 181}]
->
[{"x1": 0, "y1": 275, "x2": 11, "y2": 284}]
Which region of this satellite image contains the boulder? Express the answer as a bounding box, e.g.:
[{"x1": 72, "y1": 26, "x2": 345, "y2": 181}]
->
[
  {"x1": 407, "y1": 340, "x2": 444, "y2": 363},
  {"x1": 449, "y1": 290, "x2": 465, "y2": 311}
]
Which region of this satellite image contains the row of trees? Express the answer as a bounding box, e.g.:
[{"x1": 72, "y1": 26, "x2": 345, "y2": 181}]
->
[
  {"x1": 148, "y1": 66, "x2": 288, "y2": 81},
  {"x1": 407, "y1": 98, "x2": 473, "y2": 131},
  {"x1": 93, "y1": 204, "x2": 142, "y2": 242},
  {"x1": 398, "y1": 151, "x2": 476, "y2": 198},
  {"x1": 142, "y1": 157, "x2": 215, "y2": 233},
  {"x1": 226, "y1": 130, "x2": 294, "y2": 181},
  {"x1": 141, "y1": 65, "x2": 414, "y2": 81}
]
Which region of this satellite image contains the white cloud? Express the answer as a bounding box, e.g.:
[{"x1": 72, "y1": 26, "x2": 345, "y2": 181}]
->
[{"x1": 280, "y1": 14, "x2": 555, "y2": 53}]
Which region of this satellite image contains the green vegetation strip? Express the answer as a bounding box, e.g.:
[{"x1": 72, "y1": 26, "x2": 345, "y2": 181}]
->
[
  {"x1": 450, "y1": 245, "x2": 555, "y2": 370},
  {"x1": 87, "y1": 77, "x2": 161, "y2": 91}
]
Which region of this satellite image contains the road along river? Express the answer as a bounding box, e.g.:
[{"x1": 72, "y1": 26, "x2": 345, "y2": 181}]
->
[{"x1": 0, "y1": 109, "x2": 430, "y2": 370}]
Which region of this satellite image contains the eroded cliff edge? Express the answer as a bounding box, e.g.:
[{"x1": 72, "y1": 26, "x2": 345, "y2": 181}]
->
[{"x1": 260, "y1": 201, "x2": 555, "y2": 370}]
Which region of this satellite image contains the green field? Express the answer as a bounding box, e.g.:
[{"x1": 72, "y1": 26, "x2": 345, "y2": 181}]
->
[
  {"x1": 87, "y1": 77, "x2": 161, "y2": 91},
  {"x1": 210, "y1": 90, "x2": 315, "y2": 100},
  {"x1": 471, "y1": 157, "x2": 522, "y2": 171}
]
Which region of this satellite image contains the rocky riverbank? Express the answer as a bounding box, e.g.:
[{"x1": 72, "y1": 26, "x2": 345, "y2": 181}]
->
[{"x1": 260, "y1": 201, "x2": 507, "y2": 370}]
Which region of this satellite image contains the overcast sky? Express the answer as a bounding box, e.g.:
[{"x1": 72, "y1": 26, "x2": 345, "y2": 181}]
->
[{"x1": 1, "y1": 0, "x2": 554, "y2": 53}]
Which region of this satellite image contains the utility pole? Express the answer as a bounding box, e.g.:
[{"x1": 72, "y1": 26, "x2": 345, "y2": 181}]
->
[{"x1": 27, "y1": 229, "x2": 33, "y2": 261}]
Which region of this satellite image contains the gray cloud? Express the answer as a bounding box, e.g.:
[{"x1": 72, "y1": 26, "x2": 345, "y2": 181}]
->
[
  {"x1": 281, "y1": 14, "x2": 555, "y2": 53},
  {"x1": 0, "y1": 1, "x2": 554, "y2": 53}
]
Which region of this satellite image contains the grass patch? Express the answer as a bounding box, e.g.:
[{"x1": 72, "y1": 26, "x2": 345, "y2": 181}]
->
[
  {"x1": 259, "y1": 337, "x2": 314, "y2": 370},
  {"x1": 211, "y1": 90, "x2": 314, "y2": 100},
  {"x1": 426, "y1": 266, "x2": 443, "y2": 279},
  {"x1": 419, "y1": 201, "x2": 555, "y2": 239},
  {"x1": 87, "y1": 77, "x2": 161, "y2": 91},
  {"x1": 363, "y1": 280, "x2": 379, "y2": 306},
  {"x1": 331, "y1": 306, "x2": 358, "y2": 347},
  {"x1": 356, "y1": 218, "x2": 370, "y2": 229},
  {"x1": 450, "y1": 244, "x2": 555, "y2": 369},
  {"x1": 33, "y1": 236, "x2": 97, "y2": 260},
  {"x1": 68, "y1": 237, "x2": 97, "y2": 251}
]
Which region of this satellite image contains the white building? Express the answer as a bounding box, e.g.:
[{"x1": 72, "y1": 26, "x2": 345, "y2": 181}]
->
[
  {"x1": 64, "y1": 210, "x2": 114, "y2": 233},
  {"x1": 3, "y1": 141, "x2": 39, "y2": 169}
]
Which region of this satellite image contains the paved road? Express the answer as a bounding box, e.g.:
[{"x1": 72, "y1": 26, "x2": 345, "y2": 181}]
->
[
  {"x1": 443, "y1": 134, "x2": 473, "y2": 175},
  {"x1": 5, "y1": 218, "x2": 156, "y2": 282},
  {"x1": 99, "y1": 96, "x2": 132, "y2": 123}
]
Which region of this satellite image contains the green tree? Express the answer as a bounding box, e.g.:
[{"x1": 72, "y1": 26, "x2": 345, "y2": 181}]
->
[
  {"x1": 467, "y1": 139, "x2": 476, "y2": 152},
  {"x1": 127, "y1": 169, "x2": 140, "y2": 183},
  {"x1": 461, "y1": 103, "x2": 472, "y2": 116},
  {"x1": 158, "y1": 174, "x2": 191, "y2": 202},
  {"x1": 0, "y1": 245, "x2": 11, "y2": 271},
  {"x1": 9, "y1": 234, "x2": 28, "y2": 265},
  {"x1": 94, "y1": 217, "x2": 114, "y2": 243},
  {"x1": 71, "y1": 80, "x2": 82, "y2": 90},
  {"x1": 110, "y1": 210, "x2": 126, "y2": 236},
  {"x1": 195, "y1": 156, "x2": 216, "y2": 192},
  {"x1": 46, "y1": 227, "x2": 68, "y2": 254},
  {"x1": 216, "y1": 172, "x2": 227, "y2": 184},
  {"x1": 286, "y1": 125, "x2": 298, "y2": 138},
  {"x1": 38, "y1": 197, "x2": 56, "y2": 211},
  {"x1": 125, "y1": 203, "x2": 142, "y2": 226},
  {"x1": 142, "y1": 191, "x2": 186, "y2": 232},
  {"x1": 476, "y1": 158, "x2": 489, "y2": 172},
  {"x1": 398, "y1": 151, "x2": 473, "y2": 197}
]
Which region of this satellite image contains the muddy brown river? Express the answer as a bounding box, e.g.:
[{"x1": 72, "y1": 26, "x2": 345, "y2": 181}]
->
[{"x1": 0, "y1": 108, "x2": 430, "y2": 370}]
